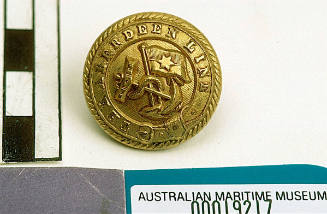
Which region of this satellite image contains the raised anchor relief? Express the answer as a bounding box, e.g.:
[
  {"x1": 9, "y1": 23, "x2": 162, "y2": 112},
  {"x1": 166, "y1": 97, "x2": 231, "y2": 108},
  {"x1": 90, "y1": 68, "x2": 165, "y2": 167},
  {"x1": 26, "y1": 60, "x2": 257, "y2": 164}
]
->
[{"x1": 114, "y1": 43, "x2": 191, "y2": 120}]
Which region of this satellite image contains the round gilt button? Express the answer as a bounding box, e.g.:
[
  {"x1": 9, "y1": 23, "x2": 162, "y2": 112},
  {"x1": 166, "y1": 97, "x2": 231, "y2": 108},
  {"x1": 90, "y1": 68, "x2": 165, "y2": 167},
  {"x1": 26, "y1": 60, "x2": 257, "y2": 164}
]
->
[{"x1": 83, "y1": 12, "x2": 222, "y2": 150}]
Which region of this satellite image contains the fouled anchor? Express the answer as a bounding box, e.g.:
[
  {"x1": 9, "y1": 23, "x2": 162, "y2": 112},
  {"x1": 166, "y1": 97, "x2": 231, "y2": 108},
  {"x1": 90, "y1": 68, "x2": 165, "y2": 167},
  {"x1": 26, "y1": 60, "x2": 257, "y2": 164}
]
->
[
  {"x1": 114, "y1": 43, "x2": 191, "y2": 120},
  {"x1": 84, "y1": 12, "x2": 222, "y2": 150}
]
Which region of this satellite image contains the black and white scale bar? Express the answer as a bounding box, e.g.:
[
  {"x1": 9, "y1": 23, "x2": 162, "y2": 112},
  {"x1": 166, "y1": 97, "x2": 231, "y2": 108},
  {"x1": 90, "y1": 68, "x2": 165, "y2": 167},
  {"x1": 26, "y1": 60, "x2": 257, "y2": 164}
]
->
[{"x1": 1, "y1": 0, "x2": 62, "y2": 162}]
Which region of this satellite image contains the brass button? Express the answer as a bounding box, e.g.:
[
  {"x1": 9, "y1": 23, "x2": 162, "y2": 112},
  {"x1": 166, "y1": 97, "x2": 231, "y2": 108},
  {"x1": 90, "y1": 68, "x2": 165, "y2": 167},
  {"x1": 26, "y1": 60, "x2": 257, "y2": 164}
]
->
[{"x1": 83, "y1": 12, "x2": 222, "y2": 150}]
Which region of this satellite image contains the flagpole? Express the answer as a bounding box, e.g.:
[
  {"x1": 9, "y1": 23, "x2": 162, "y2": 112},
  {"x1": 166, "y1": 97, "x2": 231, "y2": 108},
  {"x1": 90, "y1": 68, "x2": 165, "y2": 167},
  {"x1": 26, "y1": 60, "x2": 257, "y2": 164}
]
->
[{"x1": 139, "y1": 43, "x2": 155, "y2": 106}]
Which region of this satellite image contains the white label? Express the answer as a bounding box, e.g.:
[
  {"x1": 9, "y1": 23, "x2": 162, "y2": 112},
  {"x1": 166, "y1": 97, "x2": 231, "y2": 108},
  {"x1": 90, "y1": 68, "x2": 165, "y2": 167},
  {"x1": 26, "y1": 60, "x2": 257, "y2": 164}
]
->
[{"x1": 131, "y1": 184, "x2": 327, "y2": 214}]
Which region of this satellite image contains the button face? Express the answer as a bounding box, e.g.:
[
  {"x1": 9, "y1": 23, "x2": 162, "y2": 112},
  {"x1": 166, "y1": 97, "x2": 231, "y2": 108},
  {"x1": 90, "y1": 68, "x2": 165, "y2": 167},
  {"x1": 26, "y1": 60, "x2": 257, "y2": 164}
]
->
[{"x1": 83, "y1": 12, "x2": 222, "y2": 150}]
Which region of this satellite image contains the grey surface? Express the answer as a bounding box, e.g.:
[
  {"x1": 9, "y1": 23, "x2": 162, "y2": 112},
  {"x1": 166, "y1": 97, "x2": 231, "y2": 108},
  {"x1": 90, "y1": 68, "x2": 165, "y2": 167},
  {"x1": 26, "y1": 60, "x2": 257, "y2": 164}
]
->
[{"x1": 0, "y1": 167, "x2": 125, "y2": 214}]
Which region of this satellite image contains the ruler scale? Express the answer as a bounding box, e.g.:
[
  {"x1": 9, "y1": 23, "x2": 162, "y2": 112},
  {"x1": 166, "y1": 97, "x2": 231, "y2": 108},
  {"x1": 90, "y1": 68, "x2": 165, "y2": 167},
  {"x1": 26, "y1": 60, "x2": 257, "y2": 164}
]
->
[
  {"x1": 0, "y1": 0, "x2": 4, "y2": 162},
  {"x1": 1, "y1": 0, "x2": 61, "y2": 162}
]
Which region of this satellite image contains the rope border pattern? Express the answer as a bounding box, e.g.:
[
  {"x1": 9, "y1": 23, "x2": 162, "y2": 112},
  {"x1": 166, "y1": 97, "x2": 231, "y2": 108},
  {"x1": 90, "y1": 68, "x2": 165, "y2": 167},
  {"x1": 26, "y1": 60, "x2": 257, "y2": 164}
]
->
[{"x1": 83, "y1": 12, "x2": 222, "y2": 150}]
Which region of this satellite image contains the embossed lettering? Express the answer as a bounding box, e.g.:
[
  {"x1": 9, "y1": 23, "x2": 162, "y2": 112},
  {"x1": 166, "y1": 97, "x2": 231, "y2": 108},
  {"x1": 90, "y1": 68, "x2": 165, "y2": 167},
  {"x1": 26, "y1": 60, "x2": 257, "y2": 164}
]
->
[
  {"x1": 95, "y1": 76, "x2": 105, "y2": 89},
  {"x1": 199, "y1": 82, "x2": 210, "y2": 92},
  {"x1": 184, "y1": 40, "x2": 196, "y2": 53},
  {"x1": 121, "y1": 121, "x2": 130, "y2": 132},
  {"x1": 108, "y1": 110, "x2": 120, "y2": 121},
  {"x1": 123, "y1": 29, "x2": 134, "y2": 40},
  {"x1": 198, "y1": 66, "x2": 210, "y2": 78},
  {"x1": 166, "y1": 26, "x2": 178, "y2": 39},
  {"x1": 137, "y1": 126, "x2": 153, "y2": 141},
  {"x1": 95, "y1": 62, "x2": 107, "y2": 74},
  {"x1": 99, "y1": 96, "x2": 110, "y2": 107},
  {"x1": 137, "y1": 24, "x2": 148, "y2": 35},
  {"x1": 152, "y1": 24, "x2": 162, "y2": 34},
  {"x1": 195, "y1": 54, "x2": 205, "y2": 63},
  {"x1": 111, "y1": 38, "x2": 122, "y2": 48},
  {"x1": 102, "y1": 50, "x2": 111, "y2": 61}
]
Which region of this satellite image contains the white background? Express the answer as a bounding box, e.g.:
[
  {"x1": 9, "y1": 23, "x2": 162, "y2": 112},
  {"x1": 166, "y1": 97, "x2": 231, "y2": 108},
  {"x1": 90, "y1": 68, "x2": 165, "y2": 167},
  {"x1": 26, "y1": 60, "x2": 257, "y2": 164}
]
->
[{"x1": 2, "y1": 0, "x2": 327, "y2": 169}]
